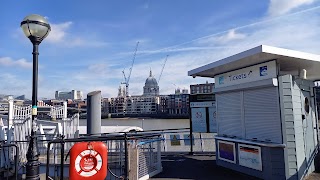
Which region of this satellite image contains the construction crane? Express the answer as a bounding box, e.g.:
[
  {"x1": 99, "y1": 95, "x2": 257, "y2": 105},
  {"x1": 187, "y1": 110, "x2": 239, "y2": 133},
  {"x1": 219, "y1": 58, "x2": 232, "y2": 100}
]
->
[
  {"x1": 122, "y1": 41, "x2": 139, "y2": 97},
  {"x1": 158, "y1": 55, "x2": 169, "y2": 84}
]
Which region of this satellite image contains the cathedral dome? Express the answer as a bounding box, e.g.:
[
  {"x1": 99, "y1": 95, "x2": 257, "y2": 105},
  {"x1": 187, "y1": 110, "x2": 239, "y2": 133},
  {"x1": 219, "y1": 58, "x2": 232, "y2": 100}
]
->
[
  {"x1": 145, "y1": 70, "x2": 158, "y2": 87},
  {"x1": 143, "y1": 70, "x2": 159, "y2": 96}
]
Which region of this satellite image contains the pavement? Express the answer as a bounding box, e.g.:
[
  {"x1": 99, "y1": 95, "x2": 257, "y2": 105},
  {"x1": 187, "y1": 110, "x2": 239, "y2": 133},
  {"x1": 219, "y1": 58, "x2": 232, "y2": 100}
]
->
[
  {"x1": 304, "y1": 173, "x2": 320, "y2": 180},
  {"x1": 151, "y1": 153, "x2": 260, "y2": 180}
]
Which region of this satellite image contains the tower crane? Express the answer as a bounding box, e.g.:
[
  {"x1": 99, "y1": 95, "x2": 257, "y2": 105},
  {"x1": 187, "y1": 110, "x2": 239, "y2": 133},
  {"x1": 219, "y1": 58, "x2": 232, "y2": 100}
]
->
[
  {"x1": 158, "y1": 55, "x2": 169, "y2": 84},
  {"x1": 121, "y1": 41, "x2": 139, "y2": 97}
]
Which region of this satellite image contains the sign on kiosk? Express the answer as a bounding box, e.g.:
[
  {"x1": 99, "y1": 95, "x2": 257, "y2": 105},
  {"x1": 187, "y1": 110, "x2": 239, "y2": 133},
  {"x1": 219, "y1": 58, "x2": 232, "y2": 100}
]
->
[
  {"x1": 69, "y1": 142, "x2": 108, "y2": 180},
  {"x1": 215, "y1": 60, "x2": 277, "y2": 88}
]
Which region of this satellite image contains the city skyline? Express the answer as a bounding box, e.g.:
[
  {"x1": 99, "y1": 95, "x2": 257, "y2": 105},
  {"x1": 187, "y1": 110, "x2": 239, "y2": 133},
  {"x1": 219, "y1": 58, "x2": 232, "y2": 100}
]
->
[{"x1": 1, "y1": 0, "x2": 320, "y2": 99}]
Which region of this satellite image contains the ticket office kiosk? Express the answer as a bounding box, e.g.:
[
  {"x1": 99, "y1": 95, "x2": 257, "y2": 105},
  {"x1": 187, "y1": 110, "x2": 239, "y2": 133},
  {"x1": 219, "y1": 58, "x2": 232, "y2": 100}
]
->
[{"x1": 188, "y1": 45, "x2": 320, "y2": 180}]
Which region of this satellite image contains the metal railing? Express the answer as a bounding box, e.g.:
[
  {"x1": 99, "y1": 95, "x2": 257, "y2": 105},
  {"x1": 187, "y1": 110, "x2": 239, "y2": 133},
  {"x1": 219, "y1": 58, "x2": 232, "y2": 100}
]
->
[
  {"x1": 0, "y1": 142, "x2": 19, "y2": 180},
  {"x1": 1, "y1": 127, "x2": 216, "y2": 179},
  {"x1": 44, "y1": 132, "x2": 163, "y2": 180}
]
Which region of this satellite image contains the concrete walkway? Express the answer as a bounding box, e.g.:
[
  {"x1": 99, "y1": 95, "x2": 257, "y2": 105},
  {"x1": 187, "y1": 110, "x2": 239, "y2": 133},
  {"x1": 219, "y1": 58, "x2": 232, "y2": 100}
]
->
[{"x1": 151, "y1": 153, "x2": 260, "y2": 180}]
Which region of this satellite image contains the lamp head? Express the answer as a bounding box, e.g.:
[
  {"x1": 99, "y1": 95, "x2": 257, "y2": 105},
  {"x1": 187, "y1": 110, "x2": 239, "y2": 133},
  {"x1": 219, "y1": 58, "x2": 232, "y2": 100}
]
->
[{"x1": 21, "y1": 14, "x2": 51, "y2": 44}]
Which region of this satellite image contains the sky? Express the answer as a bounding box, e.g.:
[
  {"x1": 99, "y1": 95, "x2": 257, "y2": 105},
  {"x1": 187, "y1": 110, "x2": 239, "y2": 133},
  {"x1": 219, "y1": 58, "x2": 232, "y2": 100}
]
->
[{"x1": 1, "y1": 0, "x2": 320, "y2": 99}]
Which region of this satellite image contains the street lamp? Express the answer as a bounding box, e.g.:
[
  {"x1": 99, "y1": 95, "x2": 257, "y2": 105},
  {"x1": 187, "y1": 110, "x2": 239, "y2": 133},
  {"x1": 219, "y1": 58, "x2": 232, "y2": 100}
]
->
[{"x1": 21, "y1": 14, "x2": 51, "y2": 180}]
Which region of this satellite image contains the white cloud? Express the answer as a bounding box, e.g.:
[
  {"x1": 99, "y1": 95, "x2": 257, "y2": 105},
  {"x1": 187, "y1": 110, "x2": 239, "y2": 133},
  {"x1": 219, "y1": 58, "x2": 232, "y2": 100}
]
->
[
  {"x1": 268, "y1": 0, "x2": 315, "y2": 17},
  {"x1": 0, "y1": 57, "x2": 32, "y2": 69},
  {"x1": 46, "y1": 22, "x2": 72, "y2": 43},
  {"x1": 198, "y1": 29, "x2": 247, "y2": 44},
  {"x1": 33, "y1": 21, "x2": 107, "y2": 48},
  {"x1": 0, "y1": 73, "x2": 31, "y2": 96},
  {"x1": 216, "y1": 29, "x2": 246, "y2": 43}
]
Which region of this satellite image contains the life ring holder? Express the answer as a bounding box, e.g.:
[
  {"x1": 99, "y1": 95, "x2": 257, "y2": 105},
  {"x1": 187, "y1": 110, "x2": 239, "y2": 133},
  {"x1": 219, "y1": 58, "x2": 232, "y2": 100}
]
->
[{"x1": 74, "y1": 142, "x2": 103, "y2": 177}]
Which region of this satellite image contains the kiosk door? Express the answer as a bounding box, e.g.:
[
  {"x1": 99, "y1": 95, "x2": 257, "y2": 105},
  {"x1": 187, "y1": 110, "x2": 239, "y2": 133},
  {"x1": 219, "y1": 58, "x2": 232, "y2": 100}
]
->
[{"x1": 301, "y1": 89, "x2": 316, "y2": 162}]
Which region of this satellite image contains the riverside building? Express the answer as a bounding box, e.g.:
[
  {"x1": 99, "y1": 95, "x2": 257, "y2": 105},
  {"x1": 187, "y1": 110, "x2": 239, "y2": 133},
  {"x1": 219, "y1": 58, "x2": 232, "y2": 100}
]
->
[
  {"x1": 105, "y1": 70, "x2": 190, "y2": 117},
  {"x1": 55, "y1": 90, "x2": 83, "y2": 100}
]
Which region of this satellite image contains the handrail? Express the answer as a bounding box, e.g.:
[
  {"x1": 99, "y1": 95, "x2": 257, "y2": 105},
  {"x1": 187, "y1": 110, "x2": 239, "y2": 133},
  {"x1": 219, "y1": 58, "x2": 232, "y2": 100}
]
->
[
  {"x1": 137, "y1": 138, "x2": 164, "y2": 146},
  {"x1": 79, "y1": 128, "x2": 190, "y2": 137},
  {"x1": 215, "y1": 136, "x2": 286, "y2": 148}
]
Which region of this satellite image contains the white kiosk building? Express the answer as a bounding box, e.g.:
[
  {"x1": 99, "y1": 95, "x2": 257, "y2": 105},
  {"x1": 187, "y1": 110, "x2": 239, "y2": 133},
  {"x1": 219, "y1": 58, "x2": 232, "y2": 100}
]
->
[{"x1": 188, "y1": 45, "x2": 320, "y2": 180}]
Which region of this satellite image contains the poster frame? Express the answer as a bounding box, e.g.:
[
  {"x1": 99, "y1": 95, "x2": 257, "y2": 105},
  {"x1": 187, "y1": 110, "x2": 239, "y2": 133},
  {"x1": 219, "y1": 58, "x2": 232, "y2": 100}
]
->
[
  {"x1": 238, "y1": 143, "x2": 262, "y2": 171},
  {"x1": 217, "y1": 140, "x2": 236, "y2": 164}
]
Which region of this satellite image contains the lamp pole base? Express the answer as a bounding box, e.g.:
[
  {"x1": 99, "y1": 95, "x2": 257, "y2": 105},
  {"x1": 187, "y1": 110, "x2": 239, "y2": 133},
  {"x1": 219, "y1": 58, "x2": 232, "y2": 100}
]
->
[
  {"x1": 25, "y1": 134, "x2": 40, "y2": 180},
  {"x1": 25, "y1": 161, "x2": 40, "y2": 180}
]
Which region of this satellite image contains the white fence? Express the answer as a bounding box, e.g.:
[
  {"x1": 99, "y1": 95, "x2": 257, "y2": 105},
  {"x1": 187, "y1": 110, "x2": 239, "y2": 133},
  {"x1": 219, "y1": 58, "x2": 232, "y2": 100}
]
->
[
  {"x1": 0, "y1": 99, "x2": 79, "y2": 166},
  {"x1": 162, "y1": 132, "x2": 216, "y2": 153}
]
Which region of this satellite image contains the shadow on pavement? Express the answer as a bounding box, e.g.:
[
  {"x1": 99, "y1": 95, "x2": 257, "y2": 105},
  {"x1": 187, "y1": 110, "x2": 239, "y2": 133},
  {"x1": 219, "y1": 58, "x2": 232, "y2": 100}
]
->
[{"x1": 151, "y1": 153, "x2": 261, "y2": 180}]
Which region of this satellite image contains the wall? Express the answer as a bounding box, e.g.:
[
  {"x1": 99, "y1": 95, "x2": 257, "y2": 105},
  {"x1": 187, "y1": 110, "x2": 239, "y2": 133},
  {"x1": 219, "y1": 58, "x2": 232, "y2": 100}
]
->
[
  {"x1": 279, "y1": 74, "x2": 317, "y2": 179},
  {"x1": 216, "y1": 140, "x2": 286, "y2": 180}
]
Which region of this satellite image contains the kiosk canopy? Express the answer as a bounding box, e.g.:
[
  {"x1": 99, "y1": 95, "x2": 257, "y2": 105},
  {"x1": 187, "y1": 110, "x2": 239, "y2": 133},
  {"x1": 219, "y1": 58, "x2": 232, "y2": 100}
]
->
[{"x1": 188, "y1": 45, "x2": 320, "y2": 81}]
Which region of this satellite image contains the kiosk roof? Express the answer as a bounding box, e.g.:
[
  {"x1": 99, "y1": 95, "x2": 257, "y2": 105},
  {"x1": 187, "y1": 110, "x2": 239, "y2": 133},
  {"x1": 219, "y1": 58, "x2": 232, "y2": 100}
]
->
[{"x1": 188, "y1": 45, "x2": 320, "y2": 81}]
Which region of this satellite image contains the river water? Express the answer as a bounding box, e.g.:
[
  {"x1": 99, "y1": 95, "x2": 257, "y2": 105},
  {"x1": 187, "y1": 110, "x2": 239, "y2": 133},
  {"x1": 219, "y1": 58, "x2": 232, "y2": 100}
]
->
[
  {"x1": 79, "y1": 118, "x2": 190, "y2": 131},
  {"x1": 0, "y1": 115, "x2": 190, "y2": 131}
]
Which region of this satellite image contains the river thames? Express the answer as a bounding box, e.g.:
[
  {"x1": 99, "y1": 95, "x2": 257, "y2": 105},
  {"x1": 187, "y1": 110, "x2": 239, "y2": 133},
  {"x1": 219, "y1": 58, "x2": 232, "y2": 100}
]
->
[{"x1": 79, "y1": 118, "x2": 190, "y2": 131}]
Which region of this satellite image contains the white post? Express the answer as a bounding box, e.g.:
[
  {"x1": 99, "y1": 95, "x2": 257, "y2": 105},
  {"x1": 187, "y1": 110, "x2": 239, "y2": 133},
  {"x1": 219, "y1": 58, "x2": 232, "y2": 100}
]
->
[
  {"x1": 75, "y1": 113, "x2": 80, "y2": 138},
  {"x1": 62, "y1": 101, "x2": 67, "y2": 136},
  {"x1": 7, "y1": 97, "x2": 14, "y2": 143},
  {"x1": 63, "y1": 101, "x2": 67, "y2": 120}
]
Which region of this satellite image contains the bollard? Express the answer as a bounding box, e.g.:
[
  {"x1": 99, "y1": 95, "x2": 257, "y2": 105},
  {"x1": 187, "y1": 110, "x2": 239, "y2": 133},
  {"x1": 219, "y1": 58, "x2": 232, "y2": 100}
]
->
[{"x1": 87, "y1": 91, "x2": 101, "y2": 135}]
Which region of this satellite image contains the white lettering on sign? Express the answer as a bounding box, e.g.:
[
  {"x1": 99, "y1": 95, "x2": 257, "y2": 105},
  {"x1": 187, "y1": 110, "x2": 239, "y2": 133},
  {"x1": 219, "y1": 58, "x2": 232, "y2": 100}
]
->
[
  {"x1": 190, "y1": 101, "x2": 215, "y2": 107},
  {"x1": 215, "y1": 61, "x2": 277, "y2": 88}
]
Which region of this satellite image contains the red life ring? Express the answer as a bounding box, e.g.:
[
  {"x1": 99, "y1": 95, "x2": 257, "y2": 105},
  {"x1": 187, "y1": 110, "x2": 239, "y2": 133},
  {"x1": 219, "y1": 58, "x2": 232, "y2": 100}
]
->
[{"x1": 69, "y1": 142, "x2": 108, "y2": 180}]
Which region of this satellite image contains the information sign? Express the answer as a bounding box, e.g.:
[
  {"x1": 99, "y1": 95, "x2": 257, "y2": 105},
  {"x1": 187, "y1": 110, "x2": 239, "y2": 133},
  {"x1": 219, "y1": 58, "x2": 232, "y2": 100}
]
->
[
  {"x1": 208, "y1": 106, "x2": 217, "y2": 132},
  {"x1": 170, "y1": 135, "x2": 181, "y2": 146},
  {"x1": 191, "y1": 108, "x2": 206, "y2": 132},
  {"x1": 215, "y1": 60, "x2": 277, "y2": 88}
]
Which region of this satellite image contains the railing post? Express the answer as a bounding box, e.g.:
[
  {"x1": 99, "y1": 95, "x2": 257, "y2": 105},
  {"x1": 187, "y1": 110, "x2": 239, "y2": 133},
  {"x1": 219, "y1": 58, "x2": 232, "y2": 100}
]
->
[
  {"x1": 124, "y1": 133, "x2": 128, "y2": 180},
  {"x1": 128, "y1": 141, "x2": 139, "y2": 180},
  {"x1": 60, "y1": 136, "x2": 65, "y2": 180},
  {"x1": 46, "y1": 141, "x2": 52, "y2": 180},
  {"x1": 157, "y1": 138, "x2": 161, "y2": 171}
]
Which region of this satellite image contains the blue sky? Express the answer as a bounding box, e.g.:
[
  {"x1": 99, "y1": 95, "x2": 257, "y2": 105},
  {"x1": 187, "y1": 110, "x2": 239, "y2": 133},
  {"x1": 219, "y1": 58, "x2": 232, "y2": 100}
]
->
[{"x1": 1, "y1": 0, "x2": 320, "y2": 99}]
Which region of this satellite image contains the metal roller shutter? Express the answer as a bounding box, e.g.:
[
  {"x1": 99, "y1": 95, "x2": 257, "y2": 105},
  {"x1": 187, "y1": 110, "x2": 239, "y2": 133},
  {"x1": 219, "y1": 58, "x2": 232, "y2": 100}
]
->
[
  {"x1": 243, "y1": 87, "x2": 282, "y2": 143},
  {"x1": 217, "y1": 91, "x2": 243, "y2": 138}
]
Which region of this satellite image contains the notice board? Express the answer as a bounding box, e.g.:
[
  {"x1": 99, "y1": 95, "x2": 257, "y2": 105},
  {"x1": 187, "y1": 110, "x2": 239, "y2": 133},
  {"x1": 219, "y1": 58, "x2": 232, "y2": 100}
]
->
[
  {"x1": 191, "y1": 107, "x2": 207, "y2": 132},
  {"x1": 209, "y1": 106, "x2": 217, "y2": 132}
]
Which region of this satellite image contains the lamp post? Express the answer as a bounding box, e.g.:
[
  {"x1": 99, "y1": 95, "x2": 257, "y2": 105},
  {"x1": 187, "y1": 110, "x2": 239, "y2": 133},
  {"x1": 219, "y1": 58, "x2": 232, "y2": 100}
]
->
[{"x1": 21, "y1": 14, "x2": 51, "y2": 180}]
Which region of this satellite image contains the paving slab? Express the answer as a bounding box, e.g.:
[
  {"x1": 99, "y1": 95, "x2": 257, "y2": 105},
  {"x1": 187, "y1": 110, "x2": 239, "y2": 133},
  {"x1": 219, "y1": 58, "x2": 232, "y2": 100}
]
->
[{"x1": 151, "y1": 153, "x2": 260, "y2": 180}]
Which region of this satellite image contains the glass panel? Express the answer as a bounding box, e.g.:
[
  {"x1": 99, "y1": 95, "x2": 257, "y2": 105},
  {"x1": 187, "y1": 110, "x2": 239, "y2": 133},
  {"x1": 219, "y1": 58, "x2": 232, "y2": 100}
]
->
[
  {"x1": 21, "y1": 24, "x2": 31, "y2": 37},
  {"x1": 28, "y1": 23, "x2": 49, "y2": 38}
]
